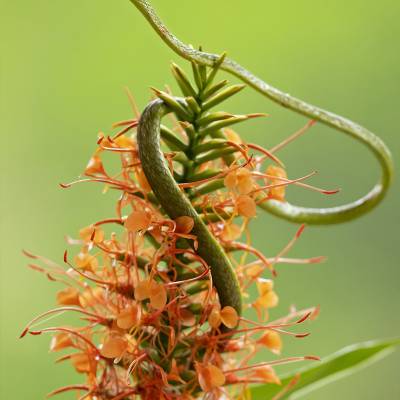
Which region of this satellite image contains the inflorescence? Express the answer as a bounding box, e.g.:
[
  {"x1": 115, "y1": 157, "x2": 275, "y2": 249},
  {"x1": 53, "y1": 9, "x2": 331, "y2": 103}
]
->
[{"x1": 21, "y1": 59, "x2": 334, "y2": 399}]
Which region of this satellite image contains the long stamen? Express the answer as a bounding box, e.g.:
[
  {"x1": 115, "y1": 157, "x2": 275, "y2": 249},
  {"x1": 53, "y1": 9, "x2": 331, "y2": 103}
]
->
[
  {"x1": 246, "y1": 142, "x2": 284, "y2": 167},
  {"x1": 225, "y1": 355, "x2": 320, "y2": 374},
  {"x1": 252, "y1": 170, "x2": 340, "y2": 195},
  {"x1": 20, "y1": 306, "x2": 106, "y2": 338},
  {"x1": 269, "y1": 120, "x2": 316, "y2": 154},
  {"x1": 252, "y1": 171, "x2": 318, "y2": 196},
  {"x1": 47, "y1": 385, "x2": 90, "y2": 398},
  {"x1": 28, "y1": 327, "x2": 100, "y2": 354}
]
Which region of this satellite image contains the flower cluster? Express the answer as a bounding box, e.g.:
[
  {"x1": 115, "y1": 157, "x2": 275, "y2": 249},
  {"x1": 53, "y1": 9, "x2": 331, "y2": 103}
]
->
[{"x1": 22, "y1": 60, "x2": 331, "y2": 399}]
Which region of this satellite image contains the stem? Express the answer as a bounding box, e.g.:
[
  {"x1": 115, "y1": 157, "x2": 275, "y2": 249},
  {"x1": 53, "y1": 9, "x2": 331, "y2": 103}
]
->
[
  {"x1": 129, "y1": 0, "x2": 394, "y2": 225},
  {"x1": 137, "y1": 99, "x2": 242, "y2": 316}
]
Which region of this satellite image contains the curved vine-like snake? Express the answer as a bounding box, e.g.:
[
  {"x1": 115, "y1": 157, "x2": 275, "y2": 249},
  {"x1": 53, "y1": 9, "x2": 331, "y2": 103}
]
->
[
  {"x1": 130, "y1": 0, "x2": 394, "y2": 225},
  {"x1": 137, "y1": 99, "x2": 242, "y2": 315}
]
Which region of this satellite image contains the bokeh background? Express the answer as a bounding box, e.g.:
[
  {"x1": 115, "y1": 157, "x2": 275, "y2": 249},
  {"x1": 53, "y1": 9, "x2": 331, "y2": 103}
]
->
[{"x1": 1, "y1": 1, "x2": 399, "y2": 398}]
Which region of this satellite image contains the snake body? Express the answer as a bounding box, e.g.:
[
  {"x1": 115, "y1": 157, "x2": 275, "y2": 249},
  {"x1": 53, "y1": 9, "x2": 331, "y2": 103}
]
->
[
  {"x1": 130, "y1": 0, "x2": 393, "y2": 225},
  {"x1": 137, "y1": 99, "x2": 242, "y2": 315}
]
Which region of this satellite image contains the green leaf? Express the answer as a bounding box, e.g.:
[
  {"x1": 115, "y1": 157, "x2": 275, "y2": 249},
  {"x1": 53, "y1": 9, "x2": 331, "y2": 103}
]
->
[
  {"x1": 250, "y1": 338, "x2": 400, "y2": 400},
  {"x1": 200, "y1": 79, "x2": 229, "y2": 101},
  {"x1": 201, "y1": 84, "x2": 246, "y2": 111},
  {"x1": 171, "y1": 63, "x2": 197, "y2": 98},
  {"x1": 204, "y1": 52, "x2": 227, "y2": 89},
  {"x1": 196, "y1": 111, "x2": 233, "y2": 127},
  {"x1": 151, "y1": 87, "x2": 192, "y2": 120},
  {"x1": 160, "y1": 125, "x2": 187, "y2": 152},
  {"x1": 191, "y1": 61, "x2": 203, "y2": 91}
]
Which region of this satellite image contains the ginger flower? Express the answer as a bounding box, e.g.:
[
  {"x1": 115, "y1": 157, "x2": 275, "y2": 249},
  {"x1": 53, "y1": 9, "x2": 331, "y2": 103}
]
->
[{"x1": 21, "y1": 61, "x2": 326, "y2": 400}]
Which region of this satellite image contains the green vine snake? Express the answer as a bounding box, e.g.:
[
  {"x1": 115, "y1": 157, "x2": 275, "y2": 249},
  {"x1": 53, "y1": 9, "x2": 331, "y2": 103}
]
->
[
  {"x1": 130, "y1": 0, "x2": 394, "y2": 225},
  {"x1": 137, "y1": 99, "x2": 242, "y2": 316}
]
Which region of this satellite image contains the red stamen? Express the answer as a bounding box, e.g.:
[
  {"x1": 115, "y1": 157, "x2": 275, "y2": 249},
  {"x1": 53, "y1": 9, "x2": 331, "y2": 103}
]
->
[
  {"x1": 47, "y1": 385, "x2": 90, "y2": 398},
  {"x1": 29, "y1": 327, "x2": 100, "y2": 353},
  {"x1": 269, "y1": 120, "x2": 316, "y2": 154},
  {"x1": 247, "y1": 142, "x2": 284, "y2": 167},
  {"x1": 225, "y1": 355, "x2": 319, "y2": 373},
  {"x1": 20, "y1": 306, "x2": 106, "y2": 338}
]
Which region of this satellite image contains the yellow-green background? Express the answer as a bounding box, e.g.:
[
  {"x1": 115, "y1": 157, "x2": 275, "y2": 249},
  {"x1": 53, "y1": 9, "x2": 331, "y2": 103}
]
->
[{"x1": 1, "y1": 1, "x2": 399, "y2": 398}]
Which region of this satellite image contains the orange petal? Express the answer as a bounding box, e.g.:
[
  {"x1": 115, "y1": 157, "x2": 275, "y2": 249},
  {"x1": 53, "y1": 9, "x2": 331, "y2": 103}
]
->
[
  {"x1": 236, "y1": 168, "x2": 253, "y2": 194},
  {"x1": 79, "y1": 225, "x2": 104, "y2": 244},
  {"x1": 256, "y1": 278, "x2": 274, "y2": 296},
  {"x1": 56, "y1": 287, "x2": 81, "y2": 306},
  {"x1": 134, "y1": 280, "x2": 151, "y2": 301},
  {"x1": 79, "y1": 287, "x2": 104, "y2": 308},
  {"x1": 246, "y1": 263, "x2": 263, "y2": 278},
  {"x1": 125, "y1": 210, "x2": 151, "y2": 232},
  {"x1": 208, "y1": 365, "x2": 226, "y2": 387},
  {"x1": 258, "y1": 331, "x2": 282, "y2": 354},
  {"x1": 224, "y1": 171, "x2": 237, "y2": 189},
  {"x1": 50, "y1": 333, "x2": 74, "y2": 352},
  {"x1": 149, "y1": 282, "x2": 167, "y2": 310},
  {"x1": 175, "y1": 216, "x2": 195, "y2": 234},
  {"x1": 73, "y1": 252, "x2": 98, "y2": 273},
  {"x1": 221, "y1": 223, "x2": 242, "y2": 241},
  {"x1": 180, "y1": 308, "x2": 196, "y2": 327},
  {"x1": 266, "y1": 165, "x2": 287, "y2": 201},
  {"x1": 220, "y1": 306, "x2": 239, "y2": 328},
  {"x1": 101, "y1": 335, "x2": 127, "y2": 359},
  {"x1": 116, "y1": 305, "x2": 140, "y2": 330},
  {"x1": 256, "y1": 290, "x2": 279, "y2": 308},
  {"x1": 85, "y1": 155, "x2": 106, "y2": 176},
  {"x1": 250, "y1": 365, "x2": 281, "y2": 385},
  {"x1": 208, "y1": 307, "x2": 221, "y2": 329},
  {"x1": 224, "y1": 128, "x2": 242, "y2": 144},
  {"x1": 71, "y1": 353, "x2": 92, "y2": 374},
  {"x1": 136, "y1": 168, "x2": 152, "y2": 192},
  {"x1": 196, "y1": 363, "x2": 225, "y2": 392},
  {"x1": 237, "y1": 195, "x2": 257, "y2": 218},
  {"x1": 114, "y1": 135, "x2": 135, "y2": 148}
]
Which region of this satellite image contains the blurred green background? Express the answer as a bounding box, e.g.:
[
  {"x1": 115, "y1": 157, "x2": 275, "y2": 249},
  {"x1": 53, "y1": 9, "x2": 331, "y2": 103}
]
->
[{"x1": 1, "y1": 1, "x2": 399, "y2": 398}]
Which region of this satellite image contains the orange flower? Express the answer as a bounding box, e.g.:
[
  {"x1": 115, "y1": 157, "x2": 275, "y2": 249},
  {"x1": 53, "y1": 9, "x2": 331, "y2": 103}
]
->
[
  {"x1": 258, "y1": 331, "x2": 282, "y2": 354},
  {"x1": 236, "y1": 194, "x2": 257, "y2": 218},
  {"x1": 23, "y1": 62, "x2": 322, "y2": 400},
  {"x1": 196, "y1": 363, "x2": 226, "y2": 392},
  {"x1": 125, "y1": 210, "x2": 152, "y2": 232},
  {"x1": 116, "y1": 304, "x2": 141, "y2": 330},
  {"x1": 208, "y1": 305, "x2": 239, "y2": 329},
  {"x1": 50, "y1": 333, "x2": 74, "y2": 352},
  {"x1": 79, "y1": 225, "x2": 104, "y2": 244},
  {"x1": 56, "y1": 287, "x2": 81, "y2": 306},
  {"x1": 266, "y1": 165, "x2": 287, "y2": 201}
]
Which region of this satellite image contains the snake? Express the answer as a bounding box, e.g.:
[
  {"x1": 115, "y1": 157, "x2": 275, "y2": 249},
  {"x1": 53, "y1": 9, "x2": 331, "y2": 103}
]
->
[{"x1": 137, "y1": 99, "x2": 242, "y2": 316}]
